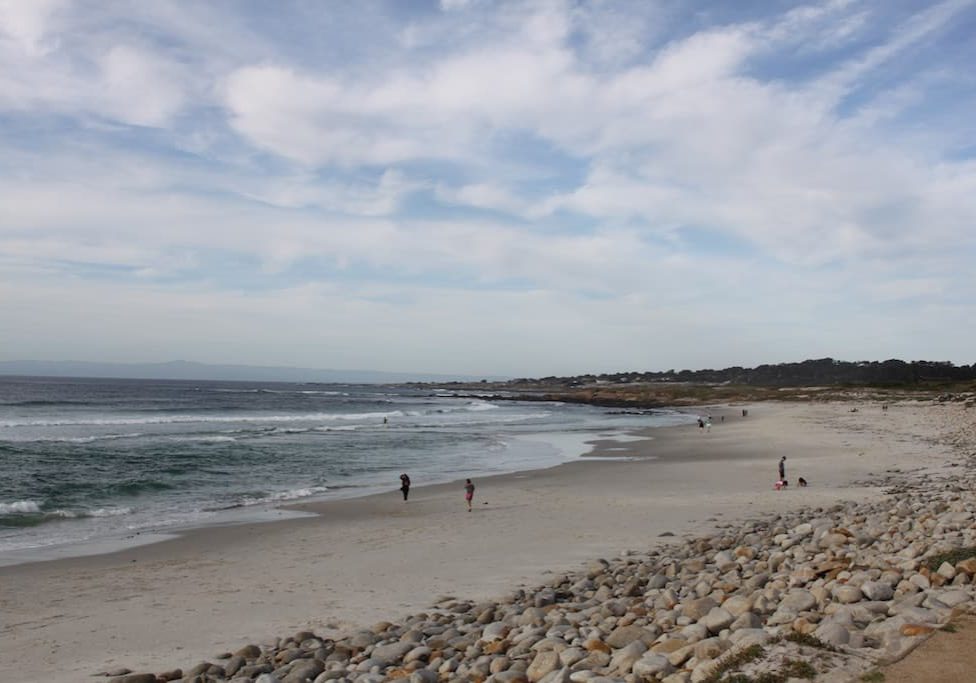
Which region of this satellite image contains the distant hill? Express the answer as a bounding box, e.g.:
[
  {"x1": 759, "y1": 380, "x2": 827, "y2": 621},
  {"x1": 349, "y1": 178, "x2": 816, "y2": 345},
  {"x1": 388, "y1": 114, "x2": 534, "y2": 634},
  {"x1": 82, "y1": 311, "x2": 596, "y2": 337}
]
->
[{"x1": 0, "y1": 360, "x2": 496, "y2": 384}]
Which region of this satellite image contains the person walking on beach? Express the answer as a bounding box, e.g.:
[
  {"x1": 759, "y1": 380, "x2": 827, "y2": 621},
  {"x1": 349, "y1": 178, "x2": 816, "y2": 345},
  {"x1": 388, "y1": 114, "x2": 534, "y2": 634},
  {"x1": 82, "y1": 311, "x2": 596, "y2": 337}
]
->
[
  {"x1": 778, "y1": 456, "x2": 786, "y2": 482},
  {"x1": 399, "y1": 473, "x2": 411, "y2": 501},
  {"x1": 464, "y1": 478, "x2": 475, "y2": 511}
]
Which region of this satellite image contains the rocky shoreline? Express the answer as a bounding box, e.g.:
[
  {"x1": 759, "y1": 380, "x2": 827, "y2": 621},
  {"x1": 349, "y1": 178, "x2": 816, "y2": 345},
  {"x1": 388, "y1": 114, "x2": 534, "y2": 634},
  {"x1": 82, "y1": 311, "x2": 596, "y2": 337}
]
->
[{"x1": 97, "y1": 407, "x2": 976, "y2": 683}]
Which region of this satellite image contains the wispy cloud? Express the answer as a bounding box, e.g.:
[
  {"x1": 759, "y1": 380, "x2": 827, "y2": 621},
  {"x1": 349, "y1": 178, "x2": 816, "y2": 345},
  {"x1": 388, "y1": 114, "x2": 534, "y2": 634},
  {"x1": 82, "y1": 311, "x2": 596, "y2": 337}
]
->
[{"x1": 1, "y1": 0, "x2": 974, "y2": 375}]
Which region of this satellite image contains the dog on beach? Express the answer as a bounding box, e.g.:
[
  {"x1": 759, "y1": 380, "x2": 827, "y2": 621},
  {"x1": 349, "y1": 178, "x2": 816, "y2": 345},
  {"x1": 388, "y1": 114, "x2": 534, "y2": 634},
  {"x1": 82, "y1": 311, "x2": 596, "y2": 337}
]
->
[{"x1": 798, "y1": 477, "x2": 808, "y2": 487}]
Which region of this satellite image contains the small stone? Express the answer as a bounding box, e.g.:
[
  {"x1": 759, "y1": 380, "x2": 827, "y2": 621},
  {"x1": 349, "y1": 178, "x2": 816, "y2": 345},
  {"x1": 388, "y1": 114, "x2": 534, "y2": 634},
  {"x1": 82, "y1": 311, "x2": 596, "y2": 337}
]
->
[
  {"x1": 860, "y1": 581, "x2": 894, "y2": 601},
  {"x1": 404, "y1": 646, "x2": 432, "y2": 663},
  {"x1": 236, "y1": 644, "x2": 263, "y2": 659},
  {"x1": 526, "y1": 651, "x2": 560, "y2": 682},
  {"x1": 647, "y1": 574, "x2": 668, "y2": 589},
  {"x1": 632, "y1": 653, "x2": 674, "y2": 678},
  {"x1": 605, "y1": 625, "x2": 652, "y2": 649},
  {"x1": 186, "y1": 662, "x2": 213, "y2": 677},
  {"x1": 651, "y1": 638, "x2": 688, "y2": 655},
  {"x1": 667, "y1": 643, "x2": 695, "y2": 667},
  {"x1": 482, "y1": 622, "x2": 510, "y2": 641},
  {"x1": 729, "y1": 629, "x2": 770, "y2": 648},
  {"x1": 780, "y1": 589, "x2": 817, "y2": 612},
  {"x1": 283, "y1": 660, "x2": 324, "y2": 683},
  {"x1": 900, "y1": 623, "x2": 936, "y2": 637},
  {"x1": 371, "y1": 641, "x2": 414, "y2": 665},
  {"x1": 792, "y1": 617, "x2": 818, "y2": 635},
  {"x1": 693, "y1": 637, "x2": 728, "y2": 660},
  {"x1": 819, "y1": 533, "x2": 848, "y2": 549},
  {"x1": 730, "y1": 612, "x2": 762, "y2": 631},
  {"x1": 936, "y1": 590, "x2": 970, "y2": 608},
  {"x1": 582, "y1": 638, "x2": 611, "y2": 654},
  {"x1": 832, "y1": 585, "x2": 864, "y2": 604},
  {"x1": 814, "y1": 622, "x2": 850, "y2": 647},
  {"x1": 681, "y1": 597, "x2": 718, "y2": 621},
  {"x1": 538, "y1": 666, "x2": 571, "y2": 683},
  {"x1": 909, "y1": 574, "x2": 931, "y2": 590},
  {"x1": 690, "y1": 658, "x2": 719, "y2": 683},
  {"x1": 699, "y1": 607, "x2": 734, "y2": 634},
  {"x1": 494, "y1": 671, "x2": 529, "y2": 683},
  {"x1": 609, "y1": 641, "x2": 647, "y2": 673},
  {"x1": 955, "y1": 558, "x2": 976, "y2": 575},
  {"x1": 721, "y1": 595, "x2": 753, "y2": 617}
]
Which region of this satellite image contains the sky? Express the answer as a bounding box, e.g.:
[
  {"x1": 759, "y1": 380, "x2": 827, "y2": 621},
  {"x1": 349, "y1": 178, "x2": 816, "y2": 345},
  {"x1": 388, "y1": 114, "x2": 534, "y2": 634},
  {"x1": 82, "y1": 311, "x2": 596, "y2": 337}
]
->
[{"x1": 1, "y1": 0, "x2": 975, "y2": 378}]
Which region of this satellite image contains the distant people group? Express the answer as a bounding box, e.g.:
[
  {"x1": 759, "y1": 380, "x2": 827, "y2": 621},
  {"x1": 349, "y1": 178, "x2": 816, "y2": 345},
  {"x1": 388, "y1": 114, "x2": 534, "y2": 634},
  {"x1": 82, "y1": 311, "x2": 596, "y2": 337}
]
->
[
  {"x1": 775, "y1": 456, "x2": 808, "y2": 490},
  {"x1": 397, "y1": 473, "x2": 477, "y2": 512},
  {"x1": 695, "y1": 410, "x2": 746, "y2": 431}
]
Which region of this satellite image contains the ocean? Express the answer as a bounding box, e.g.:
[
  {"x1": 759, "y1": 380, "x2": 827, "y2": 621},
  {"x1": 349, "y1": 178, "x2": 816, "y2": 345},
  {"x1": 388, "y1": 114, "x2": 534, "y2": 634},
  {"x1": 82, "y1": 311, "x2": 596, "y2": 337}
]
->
[{"x1": 0, "y1": 376, "x2": 693, "y2": 560}]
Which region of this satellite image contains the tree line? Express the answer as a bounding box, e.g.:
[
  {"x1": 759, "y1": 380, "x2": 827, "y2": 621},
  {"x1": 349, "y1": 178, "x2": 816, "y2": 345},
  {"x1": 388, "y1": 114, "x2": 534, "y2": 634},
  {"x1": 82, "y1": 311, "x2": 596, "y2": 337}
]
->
[{"x1": 507, "y1": 358, "x2": 976, "y2": 388}]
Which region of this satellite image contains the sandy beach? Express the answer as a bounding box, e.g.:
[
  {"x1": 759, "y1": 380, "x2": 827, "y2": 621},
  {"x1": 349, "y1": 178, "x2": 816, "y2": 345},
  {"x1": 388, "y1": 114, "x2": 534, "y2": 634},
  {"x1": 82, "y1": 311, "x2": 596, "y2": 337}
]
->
[{"x1": 0, "y1": 400, "x2": 963, "y2": 682}]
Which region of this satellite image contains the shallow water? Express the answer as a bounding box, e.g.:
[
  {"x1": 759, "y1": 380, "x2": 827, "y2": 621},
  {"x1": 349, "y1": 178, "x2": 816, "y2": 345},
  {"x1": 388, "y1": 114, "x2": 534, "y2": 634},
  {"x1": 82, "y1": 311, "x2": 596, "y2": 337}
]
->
[{"x1": 0, "y1": 376, "x2": 693, "y2": 554}]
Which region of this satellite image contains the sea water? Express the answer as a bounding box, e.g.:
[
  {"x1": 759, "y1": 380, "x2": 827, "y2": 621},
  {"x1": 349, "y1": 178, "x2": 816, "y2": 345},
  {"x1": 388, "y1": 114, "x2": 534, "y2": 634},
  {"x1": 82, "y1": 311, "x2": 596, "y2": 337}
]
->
[{"x1": 0, "y1": 376, "x2": 693, "y2": 558}]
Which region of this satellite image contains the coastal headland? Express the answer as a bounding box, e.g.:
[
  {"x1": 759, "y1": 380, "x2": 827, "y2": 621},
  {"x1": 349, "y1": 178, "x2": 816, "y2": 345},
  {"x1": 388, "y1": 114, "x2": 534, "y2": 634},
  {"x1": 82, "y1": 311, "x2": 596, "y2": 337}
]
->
[{"x1": 1, "y1": 398, "x2": 974, "y2": 682}]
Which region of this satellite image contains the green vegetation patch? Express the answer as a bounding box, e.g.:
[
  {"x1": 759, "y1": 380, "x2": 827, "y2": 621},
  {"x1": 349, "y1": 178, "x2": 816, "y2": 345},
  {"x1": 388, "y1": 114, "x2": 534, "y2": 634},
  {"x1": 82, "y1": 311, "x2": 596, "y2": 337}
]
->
[
  {"x1": 860, "y1": 671, "x2": 885, "y2": 682},
  {"x1": 780, "y1": 659, "x2": 817, "y2": 679},
  {"x1": 782, "y1": 631, "x2": 839, "y2": 652},
  {"x1": 925, "y1": 546, "x2": 976, "y2": 571},
  {"x1": 701, "y1": 644, "x2": 766, "y2": 683}
]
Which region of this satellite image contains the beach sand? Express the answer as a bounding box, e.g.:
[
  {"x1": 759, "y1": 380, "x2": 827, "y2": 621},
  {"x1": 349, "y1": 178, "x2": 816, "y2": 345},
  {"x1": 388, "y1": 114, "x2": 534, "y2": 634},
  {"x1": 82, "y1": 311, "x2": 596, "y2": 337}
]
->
[{"x1": 0, "y1": 401, "x2": 959, "y2": 682}]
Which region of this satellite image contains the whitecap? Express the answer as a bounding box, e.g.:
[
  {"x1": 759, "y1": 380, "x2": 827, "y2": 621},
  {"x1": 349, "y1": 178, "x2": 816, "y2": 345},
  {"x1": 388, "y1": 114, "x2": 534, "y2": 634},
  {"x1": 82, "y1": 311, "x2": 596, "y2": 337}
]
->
[
  {"x1": 466, "y1": 401, "x2": 499, "y2": 412},
  {"x1": 89, "y1": 507, "x2": 132, "y2": 517},
  {"x1": 0, "y1": 500, "x2": 43, "y2": 514},
  {"x1": 0, "y1": 410, "x2": 405, "y2": 428},
  {"x1": 238, "y1": 485, "x2": 331, "y2": 506}
]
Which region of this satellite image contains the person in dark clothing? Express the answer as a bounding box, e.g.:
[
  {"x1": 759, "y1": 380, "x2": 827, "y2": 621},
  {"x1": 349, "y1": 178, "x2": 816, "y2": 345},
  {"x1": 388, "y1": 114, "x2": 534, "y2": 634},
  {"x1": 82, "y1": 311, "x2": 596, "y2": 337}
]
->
[
  {"x1": 778, "y1": 456, "x2": 786, "y2": 481},
  {"x1": 400, "y1": 473, "x2": 411, "y2": 501}
]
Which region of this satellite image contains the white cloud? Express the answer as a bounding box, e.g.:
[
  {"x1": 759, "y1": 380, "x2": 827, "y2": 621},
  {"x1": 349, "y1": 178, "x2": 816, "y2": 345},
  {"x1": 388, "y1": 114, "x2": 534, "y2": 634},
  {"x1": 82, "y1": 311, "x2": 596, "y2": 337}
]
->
[
  {"x1": 1, "y1": 0, "x2": 975, "y2": 373},
  {"x1": 0, "y1": 0, "x2": 65, "y2": 56}
]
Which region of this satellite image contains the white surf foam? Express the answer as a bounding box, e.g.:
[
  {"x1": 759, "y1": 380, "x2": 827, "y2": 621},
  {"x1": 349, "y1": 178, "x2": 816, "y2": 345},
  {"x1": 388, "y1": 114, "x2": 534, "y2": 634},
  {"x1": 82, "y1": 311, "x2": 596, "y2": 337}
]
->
[
  {"x1": 0, "y1": 500, "x2": 42, "y2": 514},
  {"x1": 0, "y1": 410, "x2": 406, "y2": 428}
]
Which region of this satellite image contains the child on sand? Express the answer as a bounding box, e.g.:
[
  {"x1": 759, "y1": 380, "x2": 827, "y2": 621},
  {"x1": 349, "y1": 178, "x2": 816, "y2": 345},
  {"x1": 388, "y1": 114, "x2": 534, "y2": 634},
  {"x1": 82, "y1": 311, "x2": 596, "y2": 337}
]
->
[
  {"x1": 400, "y1": 473, "x2": 410, "y2": 501},
  {"x1": 464, "y1": 479, "x2": 475, "y2": 511}
]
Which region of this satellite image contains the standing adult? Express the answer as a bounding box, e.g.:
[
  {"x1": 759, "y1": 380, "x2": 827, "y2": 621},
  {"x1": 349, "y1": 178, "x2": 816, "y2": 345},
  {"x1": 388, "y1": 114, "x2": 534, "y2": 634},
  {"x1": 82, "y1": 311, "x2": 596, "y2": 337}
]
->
[
  {"x1": 400, "y1": 473, "x2": 411, "y2": 501},
  {"x1": 778, "y1": 456, "x2": 786, "y2": 482},
  {"x1": 464, "y1": 478, "x2": 475, "y2": 512}
]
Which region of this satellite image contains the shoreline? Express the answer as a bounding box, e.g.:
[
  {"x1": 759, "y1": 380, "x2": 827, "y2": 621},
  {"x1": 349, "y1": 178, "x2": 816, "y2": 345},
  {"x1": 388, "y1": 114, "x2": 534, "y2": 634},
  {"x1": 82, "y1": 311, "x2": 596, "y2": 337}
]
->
[
  {"x1": 0, "y1": 411, "x2": 696, "y2": 568},
  {"x1": 0, "y1": 400, "x2": 958, "y2": 682}
]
